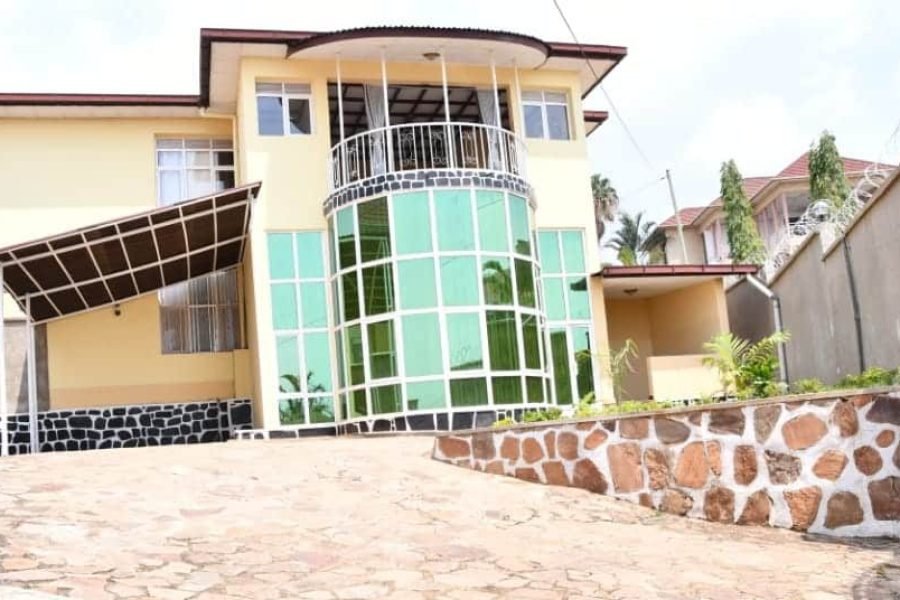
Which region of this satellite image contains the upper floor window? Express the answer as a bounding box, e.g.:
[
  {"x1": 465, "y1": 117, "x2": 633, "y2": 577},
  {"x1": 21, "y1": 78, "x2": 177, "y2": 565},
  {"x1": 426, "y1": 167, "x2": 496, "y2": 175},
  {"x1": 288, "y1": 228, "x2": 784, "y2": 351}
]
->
[
  {"x1": 156, "y1": 138, "x2": 234, "y2": 205},
  {"x1": 522, "y1": 91, "x2": 570, "y2": 140},
  {"x1": 256, "y1": 82, "x2": 312, "y2": 136},
  {"x1": 155, "y1": 138, "x2": 241, "y2": 354}
]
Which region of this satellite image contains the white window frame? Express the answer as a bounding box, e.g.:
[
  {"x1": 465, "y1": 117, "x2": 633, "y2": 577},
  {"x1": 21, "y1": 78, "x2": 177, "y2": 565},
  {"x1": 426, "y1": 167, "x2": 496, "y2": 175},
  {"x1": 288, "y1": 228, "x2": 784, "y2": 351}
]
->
[
  {"x1": 521, "y1": 90, "x2": 572, "y2": 141},
  {"x1": 255, "y1": 82, "x2": 314, "y2": 137},
  {"x1": 154, "y1": 138, "x2": 242, "y2": 355}
]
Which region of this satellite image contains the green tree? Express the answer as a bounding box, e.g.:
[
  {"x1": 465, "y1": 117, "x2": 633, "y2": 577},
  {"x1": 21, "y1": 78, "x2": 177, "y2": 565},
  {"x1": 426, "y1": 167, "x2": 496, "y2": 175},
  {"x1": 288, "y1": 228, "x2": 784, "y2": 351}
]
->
[
  {"x1": 809, "y1": 131, "x2": 851, "y2": 212},
  {"x1": 591, "y1": 173, "x2": 619, "y2": 242},
  {"x1": 605, "y1": 211, "x2": 665, "y2": 265},
  {"x1": 720, "y1": 160, "x2": 766, "y2": 264}
]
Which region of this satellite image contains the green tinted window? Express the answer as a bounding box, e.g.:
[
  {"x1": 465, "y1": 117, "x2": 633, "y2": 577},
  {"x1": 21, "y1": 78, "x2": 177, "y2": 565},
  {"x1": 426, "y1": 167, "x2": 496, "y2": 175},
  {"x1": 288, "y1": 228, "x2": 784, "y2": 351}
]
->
[
  {"x1": 572, "y1": 326, "x2": 595, "y2": 400},
  {"x1": 450, "y1": 377, "x2": 488, "y2": 407},
  {"x1": 304, "y1": 332, "x2": 332, "y2": 393},
  {"x1": 435, "y1": 190, "x2": 475, "y2": 251},
  {"x1": 537, "y1": 231, "x2": 561, "y2": 273},
  {"x1": 521, "y1": 314, "x2": 541, "y2": 369},
  {"x1": 271, "y1": 284, "x2": 298, "y2": 330},
  {"x1": 295, "y1": 232, "x2": 325, "y2": 279},
  {"x1": 341, "y1": 273, "x2": 360, "y2": 322},
  {"x1": 476, "y1": 191, "x2": 508, "y2": 252},
  {"x1": 279, "y1": 399, "x2": 305, "y2": 425},
  {"x1": 406, "y1": 380, "x2": 446, "y2": 411},
  {"x1": 440, "y1": 256, "x2": 479, "y2": 306},
  {"x1": 336, "y1": 206, "x2": 356, "y2": 269},
  {"x1": 367, "y1": 320, "x2": 396, "y2": 379},
  {"x1": 482, "y1": 257, "x2": 513, "y2": 305},
  {"x1": 300, "y1": 282, "x2": 328, "y2": 328},
  {"x1": 327, "y1": 218, "x2": 337, "y2": 274},
  {"x1": 526, "y1": 376, "x2": 544, "y2": 403},
  {"x1": 515, "y1": 259, "x2": 535, "y2": 307},
  {"x1": 401, "y1": 313, "x2": 443, "y2": 376},
  {"x1": 550, "y1": 328, "x2": 572, "y2": 405},
  {"x1": 276, "y1": 335, "x2": 301, "y2": 393},
  {"x1": 358, "y1": 197, "x2": 391, "y2": 262},
  {"x1": 492, "y1": 376, "x2": 522, "y2": 405},
  {"x1": 446, "y1": 313, "x2": 483, "y2": 371},
  {"x1": 567, "y1": 277, "x2": 590, "y2": 320},
  {"x1": 509, "y1": 195, "x2": 531, "y2": 255},
  {"x1": 371, "y1": 384, "x2": 402, "y2": 414},
  {"x1": 267, "y1": 233, "x2": 294, "y2": 279},
  {"x1": 309, "y1": 397, "x2": 335, "y2": 423},
  {"x1": 392, "y1": 192, "x2": 432, "y2": 255},
  {"x1": 486, "y1": 310, "x2": 519, "y2": 370},
  {"x1": 350, "y1": 389, "x2": 367, "y2": 417},
  {"x1": 362, "y1": 265, "x2": 394, "y2": 315},
  {"x1": 398, "y1": 259, "x2": 436, "y2": 309},
  {"x1": 345, "y1": 325, "x2": 364, "y2": 385},
  {"x1": 542, "y1": 278, "x2": 566, "y2": 321},
  {"x1": 561, "y1": 230, "x2": 586, "y2": 273}
]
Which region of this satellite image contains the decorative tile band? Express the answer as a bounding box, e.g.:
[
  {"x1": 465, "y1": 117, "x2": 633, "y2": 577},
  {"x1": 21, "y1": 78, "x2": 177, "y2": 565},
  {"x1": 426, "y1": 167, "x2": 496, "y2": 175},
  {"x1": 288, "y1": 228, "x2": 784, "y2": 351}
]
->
[
  {"x1": 324, "y1": 169, "x2": 534, "y2": 215},
  {"x1": 3, "y1": 398, "x2": 253, "y2": 455},
  {"x1": 433, "y1": 391, "x2": 900, "y2": 539}
]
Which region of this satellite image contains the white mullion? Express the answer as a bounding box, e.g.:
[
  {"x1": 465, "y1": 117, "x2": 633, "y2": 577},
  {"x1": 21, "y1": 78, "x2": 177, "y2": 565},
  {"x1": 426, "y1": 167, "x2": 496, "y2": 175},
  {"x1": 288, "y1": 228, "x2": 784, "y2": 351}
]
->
[
  {"x1": 351, "y1": 205, "x2": 371, "y2": 417},
  {"x1": 469, "y1": 188, "x2": 495, "y2": 408},
  {"x1": 385, "y1": 197, "x2": 409, "y2": 413},
  {"x1": 291, "y1": 233, "x2": 307, "y2": 401},
  {"x1": 430, "y1": 191, "x2": 453, "y2": 411}
]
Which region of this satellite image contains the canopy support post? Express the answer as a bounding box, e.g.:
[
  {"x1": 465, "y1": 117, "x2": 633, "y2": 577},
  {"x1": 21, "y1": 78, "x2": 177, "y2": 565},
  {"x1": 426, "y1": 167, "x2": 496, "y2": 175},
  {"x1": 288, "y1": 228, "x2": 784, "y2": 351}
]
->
[
  {"x1": 440, "y1": 51, "x2": 455, "y2": 168},
  {"x1": 0, "y1": 265, "x2": 7, "y2": 457},
  {"x1": 380, "y1": 50, "x2": 393, "y2": 170},
  {"x1": 26, "y1": 296, "x2": 38, "y2": 454}
]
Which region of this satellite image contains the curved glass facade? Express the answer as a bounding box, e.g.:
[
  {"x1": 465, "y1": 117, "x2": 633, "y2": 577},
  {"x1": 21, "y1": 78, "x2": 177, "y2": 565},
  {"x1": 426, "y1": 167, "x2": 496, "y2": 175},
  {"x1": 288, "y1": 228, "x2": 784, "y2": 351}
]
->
[{"x1": 328, "y1": 189, "x2": 551, "y2": 421}]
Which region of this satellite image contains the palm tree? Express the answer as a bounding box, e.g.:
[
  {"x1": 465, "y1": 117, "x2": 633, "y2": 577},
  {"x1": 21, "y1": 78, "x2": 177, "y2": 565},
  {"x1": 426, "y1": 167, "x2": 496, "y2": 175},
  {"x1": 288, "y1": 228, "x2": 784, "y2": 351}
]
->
[
  {"x1": 605, "y1": 211, "x2": 665, "y2": 265},
  {"x1": 591, "y1": 174, "x2": 619, "y2": 242}
]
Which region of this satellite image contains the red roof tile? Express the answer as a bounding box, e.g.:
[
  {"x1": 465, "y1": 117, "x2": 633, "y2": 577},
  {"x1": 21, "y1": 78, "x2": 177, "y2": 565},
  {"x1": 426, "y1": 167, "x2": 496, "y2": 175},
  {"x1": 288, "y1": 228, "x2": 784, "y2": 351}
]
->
[
  {"x1": 658, "y1": 206, "x2": 706, "y2": 228},
  {"x1": 775, "y1": 151, "x2": 890, "y2": 179}
]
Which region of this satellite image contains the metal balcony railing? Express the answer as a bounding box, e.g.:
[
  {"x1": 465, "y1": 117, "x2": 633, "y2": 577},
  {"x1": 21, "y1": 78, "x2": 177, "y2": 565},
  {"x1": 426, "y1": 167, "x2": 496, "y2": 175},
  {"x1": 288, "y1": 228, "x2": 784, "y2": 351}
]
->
[{"x1": 328, "y1": 122, "x2": 528, "y2": 192}]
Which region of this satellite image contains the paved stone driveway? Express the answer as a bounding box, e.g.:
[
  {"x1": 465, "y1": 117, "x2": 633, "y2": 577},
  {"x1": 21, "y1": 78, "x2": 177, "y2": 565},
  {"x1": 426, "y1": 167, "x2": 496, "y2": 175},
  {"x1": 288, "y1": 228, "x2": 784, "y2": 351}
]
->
[{"x1": 0, "y1": 437, "x2": 897, "y2": 599}]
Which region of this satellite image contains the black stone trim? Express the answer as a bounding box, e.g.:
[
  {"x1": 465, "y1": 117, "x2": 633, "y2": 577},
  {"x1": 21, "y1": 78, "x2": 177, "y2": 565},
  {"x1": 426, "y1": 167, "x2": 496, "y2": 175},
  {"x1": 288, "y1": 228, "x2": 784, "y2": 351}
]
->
[
  {"x1": 3, "y1": 398, "x2": 253, "y2": 455},
  {"x1": 324, "y1": 169, "x2": 535, "y2": 215}
]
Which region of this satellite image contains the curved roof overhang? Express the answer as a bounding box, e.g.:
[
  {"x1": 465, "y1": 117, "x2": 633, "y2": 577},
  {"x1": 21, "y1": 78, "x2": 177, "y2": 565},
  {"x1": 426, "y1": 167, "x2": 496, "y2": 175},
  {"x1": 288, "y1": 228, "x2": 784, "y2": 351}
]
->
[{"x1": 0, "y1": 183, "x2": 261, "y2": 323}]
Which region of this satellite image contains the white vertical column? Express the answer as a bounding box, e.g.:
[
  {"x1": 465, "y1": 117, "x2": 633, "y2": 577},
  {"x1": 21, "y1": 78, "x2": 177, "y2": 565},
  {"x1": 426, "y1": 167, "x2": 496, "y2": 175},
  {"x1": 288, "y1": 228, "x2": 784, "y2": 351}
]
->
[
  {"x1": 380, "y1": 50, "x2": 393, "y2": 171},
  {"x1": 336, "y1": 54, "x2": 347, "y2": 188},
  {"x1": 439, "y1": 51, "x2": 455, "y2": 167},
  {"x1": 490, "y1": 54, "x2": 507, "y2": 170},
  {"x1": 490, "y1": 54, "x2": 501, "y2": 125},
  {"x1": 25, "y1": 297, "x2": 37, "y2": 454},
  {"x1": 0, "y1": 266, "x2": 7, "y2": 457}
]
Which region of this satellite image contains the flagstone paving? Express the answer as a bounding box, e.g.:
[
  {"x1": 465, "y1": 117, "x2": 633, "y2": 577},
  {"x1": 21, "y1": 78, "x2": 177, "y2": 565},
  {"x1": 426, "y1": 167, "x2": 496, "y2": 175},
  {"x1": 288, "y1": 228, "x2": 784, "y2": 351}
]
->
[{"x1": 0, "y1": 436, "x2": 897, "y2": 599}]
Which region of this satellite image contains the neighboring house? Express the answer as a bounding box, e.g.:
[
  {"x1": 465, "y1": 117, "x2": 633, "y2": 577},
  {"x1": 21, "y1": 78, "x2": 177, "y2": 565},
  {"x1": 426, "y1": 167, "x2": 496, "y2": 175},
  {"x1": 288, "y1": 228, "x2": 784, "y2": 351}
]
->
[
  {"x1": 0, "y1": 26, "x2": 746, "y2": 455},
  {"x1": 657, "y1": 153, "x2": 891, "y2": 268}
]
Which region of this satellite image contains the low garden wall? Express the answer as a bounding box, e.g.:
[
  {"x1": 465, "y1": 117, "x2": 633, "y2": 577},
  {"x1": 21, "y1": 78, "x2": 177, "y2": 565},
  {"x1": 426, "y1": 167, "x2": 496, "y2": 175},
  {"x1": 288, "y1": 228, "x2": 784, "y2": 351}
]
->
[{"x1": 432, "y1": 389, "x2": 900, "y2": 538}]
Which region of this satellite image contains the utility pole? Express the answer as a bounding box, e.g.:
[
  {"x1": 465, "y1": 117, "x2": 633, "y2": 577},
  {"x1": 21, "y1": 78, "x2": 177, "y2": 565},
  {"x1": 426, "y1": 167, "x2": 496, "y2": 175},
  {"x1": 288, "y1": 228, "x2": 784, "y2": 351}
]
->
[{"x1": 666, "y1": 169, "x2": 689, "y2": 264}]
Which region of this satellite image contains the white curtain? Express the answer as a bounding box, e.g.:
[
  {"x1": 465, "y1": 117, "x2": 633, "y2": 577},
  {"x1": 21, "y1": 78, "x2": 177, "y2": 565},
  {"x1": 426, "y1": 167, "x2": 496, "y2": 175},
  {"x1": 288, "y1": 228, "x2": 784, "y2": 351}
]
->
[
  {"x1": 364, "y1": 84, "x2": 387, "y2": 176},
  {"x1": 476, "y1": 89, "x2": 503, "y2": 170},
  {"x1": 160, "y1": 269, "x2": 240, "y2": 354}
]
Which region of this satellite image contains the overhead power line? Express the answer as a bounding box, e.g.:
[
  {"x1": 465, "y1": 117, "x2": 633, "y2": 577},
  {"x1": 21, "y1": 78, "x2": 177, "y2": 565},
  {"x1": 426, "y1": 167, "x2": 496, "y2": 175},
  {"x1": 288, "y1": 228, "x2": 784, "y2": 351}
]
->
[{"x1": 551, "y1": 0, "x2": 657, "y2": 174}]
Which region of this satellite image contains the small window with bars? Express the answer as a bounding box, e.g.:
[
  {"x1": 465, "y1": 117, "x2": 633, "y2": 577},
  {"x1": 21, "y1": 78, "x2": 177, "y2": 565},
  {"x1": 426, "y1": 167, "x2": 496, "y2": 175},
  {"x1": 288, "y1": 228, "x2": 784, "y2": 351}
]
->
[{"x1": 256, "y1": 82, "x2": 313, "y2": 136}]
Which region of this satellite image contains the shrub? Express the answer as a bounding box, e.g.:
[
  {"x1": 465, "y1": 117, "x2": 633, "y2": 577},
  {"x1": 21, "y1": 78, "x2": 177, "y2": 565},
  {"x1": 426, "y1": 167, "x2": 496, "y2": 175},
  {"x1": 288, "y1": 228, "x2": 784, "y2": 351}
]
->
[
  {"x1": 492, "y1": 417, "x2": 516, "y2": 428},
  {"x1": 492, "y1": 407, "x2": 563, "y2": 427},
  {"x1": 702, "y1": 331, "x2": 790, "y2": 399},
  {"x1": 837, "y1": 367, "x2": 897, "y2": 389},
  {"x1": 790, "y1": 378, "x2": 827, "y2": 394}
]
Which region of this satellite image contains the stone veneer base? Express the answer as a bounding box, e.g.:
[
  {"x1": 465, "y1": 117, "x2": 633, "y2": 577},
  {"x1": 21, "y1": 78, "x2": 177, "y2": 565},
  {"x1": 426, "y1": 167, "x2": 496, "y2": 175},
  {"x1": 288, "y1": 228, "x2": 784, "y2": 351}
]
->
[
  {"x1": 433, "y1": 389, "x2": 900, "y2": 539},
  {"x1": 3, "y1": 398, "x2": 252, "y2": 455}
]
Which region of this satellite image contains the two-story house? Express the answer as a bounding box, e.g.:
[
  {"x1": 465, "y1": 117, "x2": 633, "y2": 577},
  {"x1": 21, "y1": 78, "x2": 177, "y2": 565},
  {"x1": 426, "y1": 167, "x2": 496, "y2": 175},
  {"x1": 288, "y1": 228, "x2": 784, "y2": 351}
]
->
[
  {"x1": 0, "y1": 26, "x2": 749, "y2": 455},
  {"x1": 658, "y1": 152, "x2": 889, "y2": 268}
]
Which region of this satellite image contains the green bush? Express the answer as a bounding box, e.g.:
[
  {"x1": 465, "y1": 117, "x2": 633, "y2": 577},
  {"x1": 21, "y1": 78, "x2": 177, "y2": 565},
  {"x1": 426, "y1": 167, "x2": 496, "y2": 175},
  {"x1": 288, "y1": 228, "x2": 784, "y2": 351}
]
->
[
  {"x1": 790, "y1": 378, "x2": 827, "y2": 394},
  {"x1": 492, "y1": 417, "x2": 516, "y2": 428},
  {"x1": 837, "y1": 367, "x2": 898, "y2": 389},
  {"x1": 492, "y1": 407, "x2": 563, "y2": 428}
]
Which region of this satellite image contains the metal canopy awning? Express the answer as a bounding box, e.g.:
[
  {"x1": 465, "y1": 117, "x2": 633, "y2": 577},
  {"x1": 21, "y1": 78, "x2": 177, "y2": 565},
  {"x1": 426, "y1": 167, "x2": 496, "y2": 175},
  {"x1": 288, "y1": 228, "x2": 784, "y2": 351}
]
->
[{"x1": 0, "y1": 182, "x2": 261, "y2": 323}]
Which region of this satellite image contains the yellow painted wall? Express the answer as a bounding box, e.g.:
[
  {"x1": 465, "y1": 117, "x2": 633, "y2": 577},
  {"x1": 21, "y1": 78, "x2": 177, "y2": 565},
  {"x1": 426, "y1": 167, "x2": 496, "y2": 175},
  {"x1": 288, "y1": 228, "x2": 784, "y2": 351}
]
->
[
  {"x1": 604, "y1": 298, "x2": 654, "y2": 400},
  {"x1": 647, "y1": 355, "x2": 720, "y2": 401},
  {"x1": 647, "y1": 280, "x2": 729, "y2": 355},
  {"x1": 46, "y1": 293, "x2": 250, "y2": 408},
  {"x1": 603, "y1": 279, "x2": 730, "y2": 401},
  {"x1": 0, "y1": 116, "x2": 248, "y2": 409},
  {"x1": 588, "y1": 277, "x2": 615, "y2": 403}
]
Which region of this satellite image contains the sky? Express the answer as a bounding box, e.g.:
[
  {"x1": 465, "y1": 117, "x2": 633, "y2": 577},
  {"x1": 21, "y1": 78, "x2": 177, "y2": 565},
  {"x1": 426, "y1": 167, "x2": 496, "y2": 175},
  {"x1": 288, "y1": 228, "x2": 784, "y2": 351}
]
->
[{"x1": 2, "y1": 0, "x2": 900, "y2": 233}]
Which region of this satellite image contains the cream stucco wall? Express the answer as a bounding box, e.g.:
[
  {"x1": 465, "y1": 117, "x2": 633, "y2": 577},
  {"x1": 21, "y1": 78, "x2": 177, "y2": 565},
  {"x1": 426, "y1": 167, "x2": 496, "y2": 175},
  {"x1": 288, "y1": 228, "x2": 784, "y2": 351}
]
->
[
  {"x1": 0, "y1": 116, "x2": 250, "y2": 410},
  {"x1": 604, "y1": 279, "x2": 730, "y2": 401}
]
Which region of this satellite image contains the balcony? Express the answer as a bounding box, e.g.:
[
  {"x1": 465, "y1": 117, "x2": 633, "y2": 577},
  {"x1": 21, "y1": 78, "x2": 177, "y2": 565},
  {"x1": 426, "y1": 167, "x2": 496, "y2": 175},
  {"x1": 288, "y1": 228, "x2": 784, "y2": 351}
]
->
[{"x1": 328, "y1": 122, "x2": 528, "y2": 193}]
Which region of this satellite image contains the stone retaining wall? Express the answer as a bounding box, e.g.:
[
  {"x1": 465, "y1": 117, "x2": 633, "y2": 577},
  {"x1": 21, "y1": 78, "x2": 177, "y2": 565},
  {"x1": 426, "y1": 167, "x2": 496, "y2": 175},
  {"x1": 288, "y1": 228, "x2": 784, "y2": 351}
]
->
[
  {"x1": 3, "y1": 398, "x2": 253, "y2": 455},
  {"x1": 432, "y1": 390, "x2": 900, "y2": 538}
]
